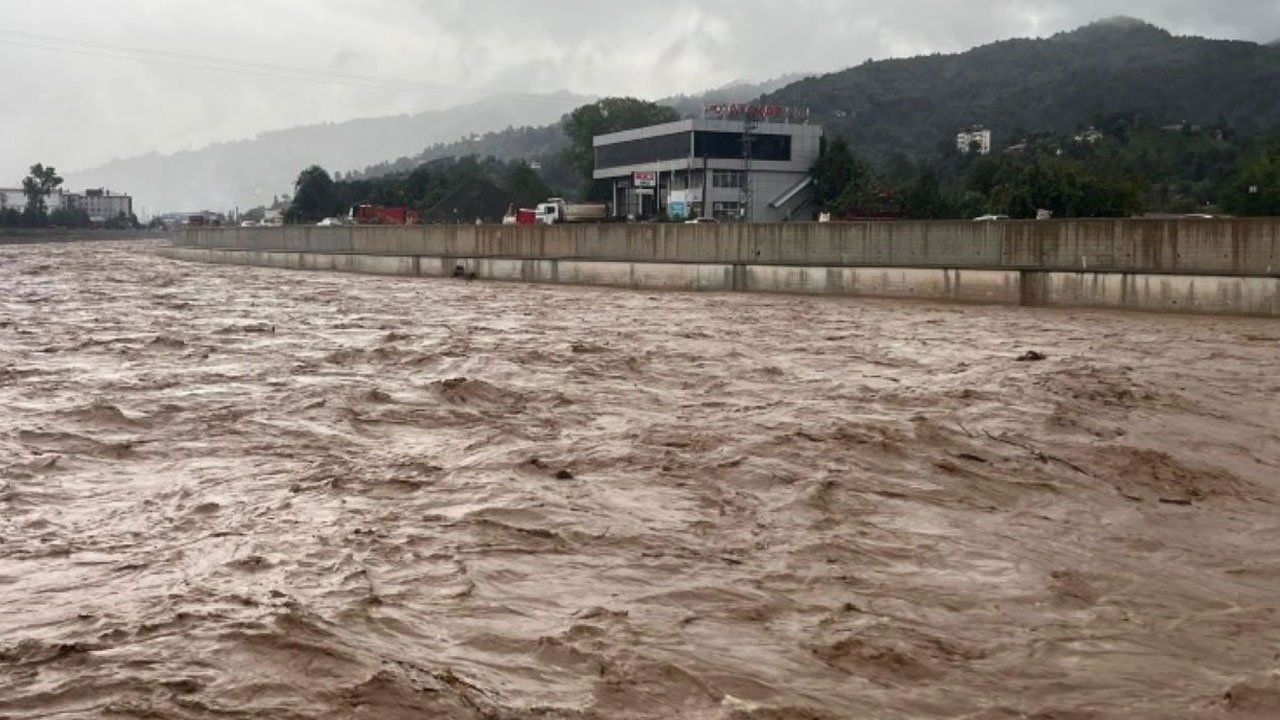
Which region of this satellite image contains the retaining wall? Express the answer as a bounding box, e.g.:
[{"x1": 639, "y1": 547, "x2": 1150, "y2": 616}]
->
[
  {"x1": 178, "y1": 219, "x2": 1280, "y2": 277},
  {"x1": 156, "y1": 246, "x2": 1280, "y2": 317}
]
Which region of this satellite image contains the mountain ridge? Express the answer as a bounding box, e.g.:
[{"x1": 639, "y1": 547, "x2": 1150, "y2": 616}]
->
[
  {"x1": 66, "y1": 19, "x2": 1280, "y2": 212},
  {"x1": 760, "y1": 19, "x2": 1280, "y2": 162}
]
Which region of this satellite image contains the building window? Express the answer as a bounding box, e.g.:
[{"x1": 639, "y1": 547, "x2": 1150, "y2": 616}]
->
[
  {"x1": 712, "y1": 201, "x2": 742, "y2": 220},
  {"x1": 595, "y1": 132, "x2": 691, "y2": 170},
  {"x1": 694, "y1": 132, "x2": 792, "y2": 162},
  {"x1": 712, "y1": 170, "x2": 745, "y2": 189}
]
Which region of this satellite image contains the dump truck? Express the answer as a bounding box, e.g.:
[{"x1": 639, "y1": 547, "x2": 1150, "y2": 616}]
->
[{"x1": 534, "y1": 198, "x2": 608, "y2": 225}]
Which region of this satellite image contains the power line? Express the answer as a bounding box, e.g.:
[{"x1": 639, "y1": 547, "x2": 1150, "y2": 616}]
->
[{"x1": 0, "y1": 27, "x2": 586, "y2": 107}]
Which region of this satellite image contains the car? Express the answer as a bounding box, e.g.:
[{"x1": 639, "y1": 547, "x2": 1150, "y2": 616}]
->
[
  {"x1": 972, "y1": 214, "x2": 1011, "y2": 221},
  {"x1": 684, "y1": 217, "x2": 720, "y2": 224},
  {"x1": 316, "y1": 217, "x2": 347, "y2": 227},
  {"x1": 240, "y1": 220, "x2": 259, "y2": 227}
]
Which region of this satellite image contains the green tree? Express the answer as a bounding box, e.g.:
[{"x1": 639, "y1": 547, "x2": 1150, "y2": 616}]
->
[
  {"x1": 49, "y1": 206, "x2": 93, "y2": 228},
  {"x1": 562, "y1": 98, "x2": 680, "y2": 199},
  {"x1": 21, "y1": 163, "x2": 63, "y2": 220},
  {"x1": 811, "y1": 136, "x2": 876, "y2": 215},
  {"x1": 104, "y1": 211, "x2": 139, "y2": 230},
  {"x1": 504, "y1": 161, "x2": 552, "y2": 208},
  {"x1": 287, "y1": 165, "x2": 337, "y2": 223},
  {"x1": 901, "y1": 166, "x2": 951, "y2": 218},
  {"x1": 1223, "y1": 150, "x2": 1280, "y2": 216}
]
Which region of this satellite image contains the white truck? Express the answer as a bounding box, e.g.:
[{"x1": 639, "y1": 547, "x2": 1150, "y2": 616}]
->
[{"x1": 534, "y1": 198, "x2": 609, "y2": 225}]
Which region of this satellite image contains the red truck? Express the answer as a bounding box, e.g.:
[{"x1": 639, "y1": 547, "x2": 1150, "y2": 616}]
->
[
  {"x1": 501, "y1": 205, "x2": 538, "y2": 225},
  {"x1": 351, "y1": 205, "x2": 422, "y2": 225}
]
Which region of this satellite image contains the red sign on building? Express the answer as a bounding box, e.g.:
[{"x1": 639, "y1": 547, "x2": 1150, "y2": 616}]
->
[{"x1": 632, "y1": 171, "x2": 658, "y2": 188}]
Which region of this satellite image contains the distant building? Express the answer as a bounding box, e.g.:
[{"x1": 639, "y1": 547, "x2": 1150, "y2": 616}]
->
[
  {"x1": 1, "y1": 186, "x2": 131, "y2": 222},
  {"x1": 68, "y1": 188, "x2": 133, "y2": 223},
  {"x1": 957, "y1": 127, "x2": 992, "y2": 155},
  {"x1": 1073, "y1": 128, "x2": 1104, "y2": 144},
  {"x1": 593, "y1": 110, "x2": 823, "y2": 222},
  {"x1": 0, "y1": 188, "x2": 69, "y2": 213},
  {"x1": 0, "y1": 188, "x2": 25, "y2": 212}
]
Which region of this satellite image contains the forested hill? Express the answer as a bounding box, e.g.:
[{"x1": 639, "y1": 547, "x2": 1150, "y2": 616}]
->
[
  {"x1": 761, "y1": 18, "x2": 1280, "y2": 161},
  {"x1": 350, "y1": 75, "x2": 808, "y2": 181}
]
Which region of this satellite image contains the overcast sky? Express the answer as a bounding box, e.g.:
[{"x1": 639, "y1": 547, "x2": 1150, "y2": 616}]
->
[{"x1": 1, "y1": 0, "x2": 1277, "y2": 184}]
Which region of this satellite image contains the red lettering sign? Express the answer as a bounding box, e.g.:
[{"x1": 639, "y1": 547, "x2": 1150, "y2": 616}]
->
[{"x1": 632, "y1": 171, "x2": 657, "y2": 188}]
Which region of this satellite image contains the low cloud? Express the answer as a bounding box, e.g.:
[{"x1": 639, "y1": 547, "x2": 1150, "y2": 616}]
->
[{"x1": 0, "y1": 0, "x2": 1275, "y2": 182}]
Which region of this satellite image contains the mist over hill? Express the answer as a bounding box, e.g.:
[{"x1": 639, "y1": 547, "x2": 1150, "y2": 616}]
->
[
  {"x1": 61, "y1": 74, "x2": 806, "y2": 215},
  {"x1": 64, "y1": 94, "x2": 588, "y2": 214},
  {"x1": 63, "y1": 19, "x2": 1280, "y2": 215}
]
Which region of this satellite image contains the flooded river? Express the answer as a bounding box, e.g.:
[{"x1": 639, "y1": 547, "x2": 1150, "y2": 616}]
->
[{"x1": 2, "y1": 240, "x2": 1279, "y2": 719}]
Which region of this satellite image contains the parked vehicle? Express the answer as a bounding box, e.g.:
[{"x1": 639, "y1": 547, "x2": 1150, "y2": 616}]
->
[
  {"x1": 973, "y1": 214, "x2": 1011, "y2": 221},
  {"x1": 351, "y1": 204, "x2": 421, "y2": 225},
  {"x1": 534, "y1": 198, "x2": 608, "y2": 225},
  {"x1": 502, "y1": 205, "x2": 538, "y2": 225},
  {"x1": 684, "y1": 217, "x2": 719, "y2": 225},
  {"x1": 316, "y1": 217, "x2": 348, "y2": 227}
]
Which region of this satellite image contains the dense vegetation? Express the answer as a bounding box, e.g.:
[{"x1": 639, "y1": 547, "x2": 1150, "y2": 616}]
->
[
  {"x1": 813, "y1": 119, "x2": 1280, "y2": 219},
  {"x1": 286, "y1": 98, "x2": 680, "y2": 223},
  {"x1": 284, "y1": 156, "x2": 553, "y2": 224}
]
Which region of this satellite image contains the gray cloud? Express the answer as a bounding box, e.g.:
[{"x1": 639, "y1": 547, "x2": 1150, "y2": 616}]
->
[{"x1": 1, "y1": 0, "x2": 1276, "y2": 183}]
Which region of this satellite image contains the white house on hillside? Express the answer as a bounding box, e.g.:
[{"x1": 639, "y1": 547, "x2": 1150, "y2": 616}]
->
[{"x1": 957, "y1": 127, "x2": 992, "y2": 155}]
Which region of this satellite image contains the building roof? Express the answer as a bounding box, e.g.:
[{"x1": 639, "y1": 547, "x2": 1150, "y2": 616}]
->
[{"x1": 594, "y1": 118, "x2": 822, "y2": 147}]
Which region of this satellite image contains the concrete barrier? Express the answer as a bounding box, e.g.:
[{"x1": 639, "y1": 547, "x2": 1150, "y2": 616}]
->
[
  {"x1": 178, "y1": 218, "x2": 1280, "y2": 278},
  {"x1": 156, "y1": 246, "x2": 1280, "y2": 317}
]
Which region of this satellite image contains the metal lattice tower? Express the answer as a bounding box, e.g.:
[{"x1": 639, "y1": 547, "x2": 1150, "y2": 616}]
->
[{"x1": 740, "y1": 113, "x2": 758, "y2": 223}]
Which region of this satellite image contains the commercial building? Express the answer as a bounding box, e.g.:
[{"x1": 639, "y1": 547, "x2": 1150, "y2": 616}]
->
[{"x1": 593, "y1": 109, "x2": 823, "y2": 222}]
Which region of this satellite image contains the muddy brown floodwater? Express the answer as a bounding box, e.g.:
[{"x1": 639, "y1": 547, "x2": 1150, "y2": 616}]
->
[{"x1": 2, "y1": 240, "x2": 1279, "y2": 720}]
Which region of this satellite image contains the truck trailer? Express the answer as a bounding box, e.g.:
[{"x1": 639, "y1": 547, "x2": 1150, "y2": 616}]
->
[{"x1": 534, "y1": 198, "x2": 608, "y2": 225}]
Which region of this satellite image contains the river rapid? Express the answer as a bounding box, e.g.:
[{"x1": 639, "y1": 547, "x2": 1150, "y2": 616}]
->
[{"x1": 2, "y1": 240, "x2": 1279, "y2": 719}]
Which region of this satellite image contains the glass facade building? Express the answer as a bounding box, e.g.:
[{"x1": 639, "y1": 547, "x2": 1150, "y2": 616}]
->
[{"x1": 593, "y1": 118, "x2": 823, "y2": 223}]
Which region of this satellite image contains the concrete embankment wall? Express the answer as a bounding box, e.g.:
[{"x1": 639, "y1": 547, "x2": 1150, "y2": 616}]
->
[
  {"x1": 178, "y1": 219, "x2": 1280, "y2": 276},
  {"x1": 166, "y1": 220, "x2": 1280, "y2": 316},
  {"x1": 156, "y1": 245, "x2": 1279, "y2": 317}
]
